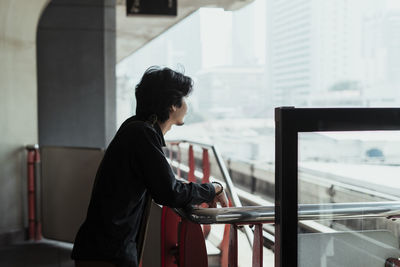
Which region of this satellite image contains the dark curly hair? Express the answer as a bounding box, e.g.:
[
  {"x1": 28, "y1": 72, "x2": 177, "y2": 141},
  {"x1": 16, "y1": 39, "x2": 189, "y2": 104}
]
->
[{"x1": 135, "y1": 66, "x2": 193, "y2": 123}]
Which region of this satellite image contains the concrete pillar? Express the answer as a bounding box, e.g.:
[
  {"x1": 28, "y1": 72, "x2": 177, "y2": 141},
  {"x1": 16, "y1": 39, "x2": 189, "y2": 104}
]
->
[{"x1": 37, "y1": 0, "x2": 116, "y2": 148}]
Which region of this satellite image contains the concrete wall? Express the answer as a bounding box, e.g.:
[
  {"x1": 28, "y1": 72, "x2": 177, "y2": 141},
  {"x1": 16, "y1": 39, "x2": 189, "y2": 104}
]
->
[
  {"x1": 0, "y1": 0, "x2": 50, "y2": 242},
  {"x1": 37, "y1": 0, "x2": 116, "y2": 148}
]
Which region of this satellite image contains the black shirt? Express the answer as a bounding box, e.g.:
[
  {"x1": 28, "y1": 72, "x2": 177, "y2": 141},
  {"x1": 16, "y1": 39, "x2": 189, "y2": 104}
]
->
[{"x1": 71, "y1": 116, "x2": 216, "y2": 267}]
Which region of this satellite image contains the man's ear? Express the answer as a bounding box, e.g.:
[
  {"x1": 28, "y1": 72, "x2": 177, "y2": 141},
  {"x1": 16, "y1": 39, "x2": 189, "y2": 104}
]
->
[{"x1": 170, "y1": 105, "x2": 177, "y2": 112}]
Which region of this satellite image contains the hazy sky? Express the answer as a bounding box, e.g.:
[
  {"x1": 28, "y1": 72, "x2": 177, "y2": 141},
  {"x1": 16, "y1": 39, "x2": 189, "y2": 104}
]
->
[{"x1": 199, "y1": 0, "x2": 266, "y2": 68}]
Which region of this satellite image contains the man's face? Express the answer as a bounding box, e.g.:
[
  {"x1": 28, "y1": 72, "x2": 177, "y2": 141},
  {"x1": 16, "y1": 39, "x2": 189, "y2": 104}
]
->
[{"x1": 170, "y1": 98, "x2": 188, "y2": 126}]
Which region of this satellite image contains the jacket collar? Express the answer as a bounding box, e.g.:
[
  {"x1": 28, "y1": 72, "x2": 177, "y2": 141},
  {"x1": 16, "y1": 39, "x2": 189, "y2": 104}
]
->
[
  {"x1": 153, "y1": 122, "x2": 166, "y2": 147},
  {"x1": 134, "y1": 115, "x2": 166, "y2": 147}
]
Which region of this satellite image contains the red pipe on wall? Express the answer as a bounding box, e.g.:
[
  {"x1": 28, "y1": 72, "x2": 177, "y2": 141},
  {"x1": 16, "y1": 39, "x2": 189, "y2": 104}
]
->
[
  {"x1": 27, "y1": 149, "x2": 36, "y2": 240},
  {"x1": 34, "y1": 149, "x2": 42, "y2": 241},
  {"x1": 26, "y1": 145, "x2": 42, "y2": 241}
]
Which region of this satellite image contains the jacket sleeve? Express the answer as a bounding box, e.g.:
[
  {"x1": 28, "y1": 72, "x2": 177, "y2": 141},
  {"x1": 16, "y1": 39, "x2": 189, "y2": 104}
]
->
[{"x1": 132, "y1": 126, "x2": 216, "y2": 208}]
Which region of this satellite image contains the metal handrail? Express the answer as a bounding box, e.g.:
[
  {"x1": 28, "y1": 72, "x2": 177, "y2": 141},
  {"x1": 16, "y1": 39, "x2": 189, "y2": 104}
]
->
[
  {"x1": 175, "y1": 201, "x2": 400, "y2": 225},
  {"x1": 166, "y1": 140, "x2": 242, "y2": 207},
  {"x1": 211, "y1": 145, "x2": 242, "y2": 208},
  {"x1": 166, "y1": 139, "x2": 254, "y2": 244}
]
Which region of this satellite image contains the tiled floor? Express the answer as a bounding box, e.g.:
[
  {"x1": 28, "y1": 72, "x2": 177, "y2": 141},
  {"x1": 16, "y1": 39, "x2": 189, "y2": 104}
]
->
[
  {"x1": 0, "y1": 237, "x2": 274, "y2": 267},
  {"x1": 0, "y1": 240, "x2": 74, "y2": 267}
]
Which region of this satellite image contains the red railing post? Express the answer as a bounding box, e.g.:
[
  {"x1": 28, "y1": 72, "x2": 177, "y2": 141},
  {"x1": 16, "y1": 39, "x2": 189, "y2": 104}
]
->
[
  {"x1": 177, "y1": 145, "x2": 181, "y2": 178},
  {"x1": 188, "y1": 145, "x2": 195, "y2": 182},
  {"x1": 179, "y1": 219, "x2": 208, "y2": 267},
  {"x1": 200, "y1": 148, "x2": 211, "y2": 237},
  {"x1": 228, "y1": 224, "x2": 238, "y2": 267},
  {"x1": 161, "y1": 207, "x2": 182, "y2": 267},
  {"x1": 219, "y1": 224, "x2": 230, "y2": 267},
  {"x1": 219, "y1": 198, "x2": 234, "y2": 267},
  {"x1": 201, "y1": 148, "x2": 210, "y2": 183},
  {"x1": 252, "y1": 224, "x2": 263, "y2": 267}
]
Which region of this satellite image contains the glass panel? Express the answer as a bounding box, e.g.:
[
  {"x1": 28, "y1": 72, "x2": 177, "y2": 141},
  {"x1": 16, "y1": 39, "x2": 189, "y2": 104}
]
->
[{"x1": 298, "y1": 131, "x2": 400, "y2": 267}]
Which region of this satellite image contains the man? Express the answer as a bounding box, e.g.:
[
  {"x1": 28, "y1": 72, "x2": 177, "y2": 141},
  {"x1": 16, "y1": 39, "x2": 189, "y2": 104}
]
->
[{"x1": 71, "y1": 66, "x2": 228, "y2": 267}]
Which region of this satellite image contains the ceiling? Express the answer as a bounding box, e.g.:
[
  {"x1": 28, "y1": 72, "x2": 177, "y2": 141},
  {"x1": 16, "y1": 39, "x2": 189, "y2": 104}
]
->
[{"x1": 116, "y1": 0, "x2": 254, "y2": 62}]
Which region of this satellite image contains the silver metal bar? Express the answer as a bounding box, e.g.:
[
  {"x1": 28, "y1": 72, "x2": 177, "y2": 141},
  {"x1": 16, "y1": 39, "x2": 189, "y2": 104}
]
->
[
  {"x1": 210, "y1": 146, "x2": 242, "y2": 208},
  {"x1": 176, "y1": 202, "x2": 400, "y2": 225},
  {"x1": 166, "y1": 139, "x2": 213, "y2": 149},
  {"x1": 166, "y1": 140, "x2": 254, "y2": 245},
  {"x1": 210, "y1": 145, "x2": 255, "y2": 244},
  {"x1": 166, "y1": 140, "x2": 242, "y2": 207}
]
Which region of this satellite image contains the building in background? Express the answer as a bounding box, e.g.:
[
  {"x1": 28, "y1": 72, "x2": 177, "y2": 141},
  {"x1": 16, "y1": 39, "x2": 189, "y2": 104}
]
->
[
  {"x1": 266, "y1": 0, "x2": 400, "y2": 108},
  {"x1": 194, "y1": 66, "x2": 267, "y2": 120},
  {"x1": 363, "y1": 8, "x2": 400, "y2": 106},
  {"x1": 266, "y1": 0, "x2": 313, "y2": 106}
]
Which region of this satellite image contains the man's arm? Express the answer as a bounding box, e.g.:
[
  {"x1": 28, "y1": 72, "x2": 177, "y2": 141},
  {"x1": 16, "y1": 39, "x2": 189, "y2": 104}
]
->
[{"x1": 132, "y1": 126, "x2": 216, "y2": 208}]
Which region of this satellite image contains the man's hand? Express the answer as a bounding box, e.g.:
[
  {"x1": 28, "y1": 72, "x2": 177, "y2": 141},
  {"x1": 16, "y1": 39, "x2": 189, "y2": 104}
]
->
[{"x1": 209, "y1": 183, "x2": 228, "y2": 208}]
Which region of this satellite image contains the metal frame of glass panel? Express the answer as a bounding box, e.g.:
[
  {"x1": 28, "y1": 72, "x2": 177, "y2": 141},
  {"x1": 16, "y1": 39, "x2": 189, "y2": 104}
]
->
[{"x1": 274, "y1": 107, "x2": 400, "y2": 267}]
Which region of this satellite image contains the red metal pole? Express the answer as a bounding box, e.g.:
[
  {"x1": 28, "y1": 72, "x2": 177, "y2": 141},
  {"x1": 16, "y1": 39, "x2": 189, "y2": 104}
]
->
[
  {"x1": 27, "y1": 150, "x2": 36, "y2": 240},
  {"x1": 34, "y1": 149, "x2": 42, "y2": 240},
  {"x1": 228, "y1": 224, "x2": 238, "y2": 267},
  {"x1": 220, "y1": 199, "x2": 234, "y2": 267},
  {"x1": 200, "y1": 148, "x2": 211, "y2": 237},
  {"x1": 179, "y1": 219, "x2": 208, "y2": 267},
  {"x1": 161, "y1": 207, "x2": 181, "y2": 267},
  {"x1": 177, "y1": 145, "x2": 181, "y2": 178},
  {"x1": 201, "y1": 149, "x2": 210, "y2": 183},
  {"x1": 252, "y1": 224, "x2": 263, "y2": 267},
  {"x1": 220, "y1": 224, "x2": 230, "y2": 267},
  {"x1": 188, "y1": 145, "x2": 195, "y2": 182}
]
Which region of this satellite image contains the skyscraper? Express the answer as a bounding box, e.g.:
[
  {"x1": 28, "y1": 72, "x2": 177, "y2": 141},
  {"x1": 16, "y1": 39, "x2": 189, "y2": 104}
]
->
[
  {"x1": 267, "y1": 0, "x2": 365, "y2": 107},
  {"x1": 267, "y1": 0, "x2": 313, "y2": 106}
]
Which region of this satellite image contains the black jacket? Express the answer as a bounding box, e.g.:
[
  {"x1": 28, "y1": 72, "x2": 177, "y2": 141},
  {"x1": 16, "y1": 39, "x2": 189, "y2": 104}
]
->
[{"x1": 71, "y1": 116, "x2": 216, "y2": 266}]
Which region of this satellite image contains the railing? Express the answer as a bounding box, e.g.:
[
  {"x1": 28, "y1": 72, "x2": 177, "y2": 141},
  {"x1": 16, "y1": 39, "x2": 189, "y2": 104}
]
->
[
  {"x1": 166, "y1": 140, "x2": 254, "y2": 244},
  {"x1": 177, "y1": 202, "x2": 400, "y2": 224},
  {"x1": 164, "y1": 140, "x2": 254, "y2": 267},
  {"x1": 25, "y1": 137, "x2": 400, "y2": 266},
  {"x1": 166, "y1": 140, "x2": 242, "y2": 208},
  {"x1": 164, "y1": 139, "x2": 400, "y2": 267},
  {"x1": 165, "y1": 199, "x2": 400, "y2": 267}
]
